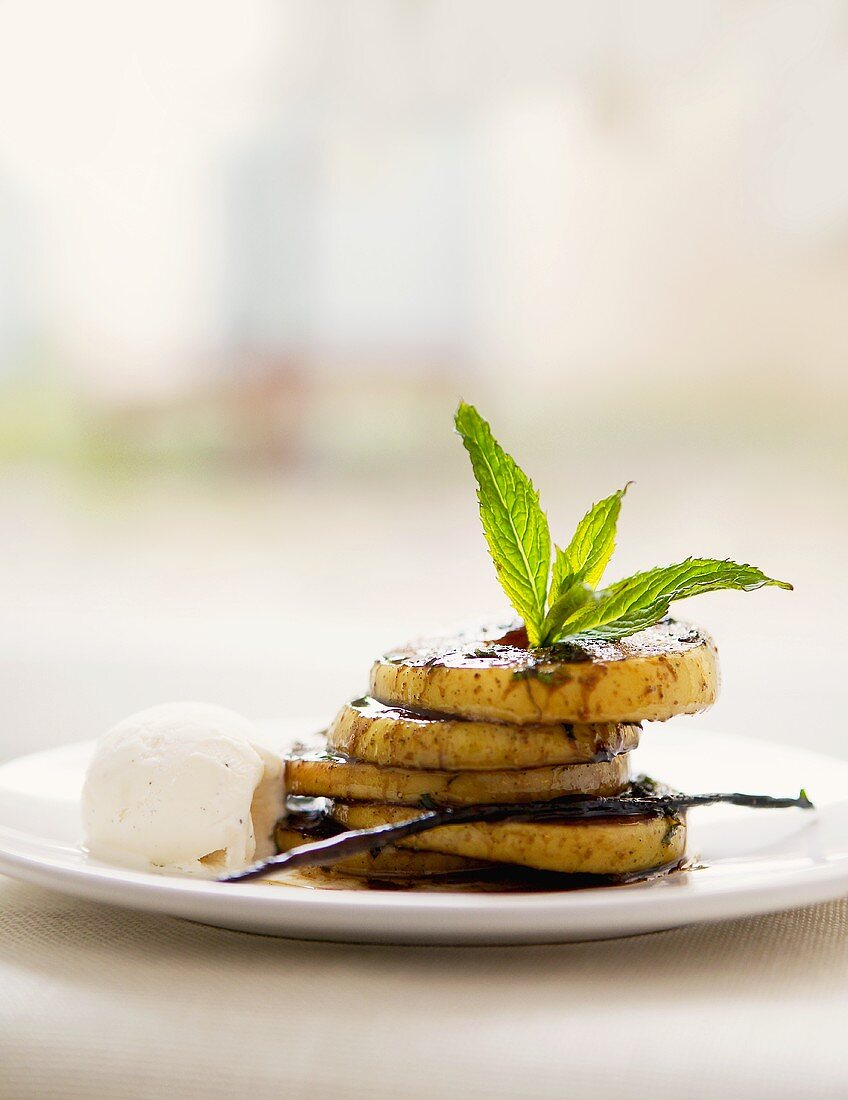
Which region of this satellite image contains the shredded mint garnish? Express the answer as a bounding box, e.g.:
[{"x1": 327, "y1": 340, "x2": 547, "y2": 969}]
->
[{"x1": 454, "y1": 402, "x2": 792, "y2": 647}]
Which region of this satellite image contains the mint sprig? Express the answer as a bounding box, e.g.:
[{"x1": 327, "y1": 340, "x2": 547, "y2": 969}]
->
[
  {"x1": 454, "y1": 402, "x2": 551, "y2": 646},
  {"x1": 455, "y1": 402, "x2": 792, "y2": 648},
  {"x1": 550, "y1": 485, "x2": 628, "y2": 597},
  {"x1": 542, "y1": 486, "x2": 629, "y2": 643},
  {"x1": 557, "y1": 559, "x2": 792, "y2": 641}
]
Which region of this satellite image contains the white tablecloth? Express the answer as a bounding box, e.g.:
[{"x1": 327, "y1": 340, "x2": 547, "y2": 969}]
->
[{"x1": 2, "y1": 876, "x2": 846, "y2": 1099}]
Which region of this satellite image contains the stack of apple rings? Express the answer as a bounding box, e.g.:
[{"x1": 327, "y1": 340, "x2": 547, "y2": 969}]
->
[{"x1": 280, "y1": 619, "x2": 718, "y2": 882}]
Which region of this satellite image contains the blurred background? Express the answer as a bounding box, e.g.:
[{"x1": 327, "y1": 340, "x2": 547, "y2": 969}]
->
[{"x1": 1, "y1": 0, "x2": 846, "y2": 760}]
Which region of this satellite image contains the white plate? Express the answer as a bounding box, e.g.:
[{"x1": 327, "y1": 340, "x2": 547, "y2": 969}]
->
[{"x1": 0, "y1": 729, "x2": 845, "y2": 944}]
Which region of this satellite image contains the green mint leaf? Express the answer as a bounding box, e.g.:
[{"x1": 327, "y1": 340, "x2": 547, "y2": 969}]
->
[
  {"x1": 540, "y1": 582, "x2": 596, "y2": 647},
  {"x1": 554, "y1": 558, "x2": 792, "y2": 641},
  {"x1": 455, "y1": 402, "x2": 551, "y2": 645},
  {"x1": 549, "y1": 485, "x2": 629, "y2": 601},
  {"x1": 541, "y1": 485, "x2": 630, "y2": 644}
]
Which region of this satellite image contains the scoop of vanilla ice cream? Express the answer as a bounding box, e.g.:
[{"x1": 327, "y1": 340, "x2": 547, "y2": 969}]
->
[{"x1": 82, "y1": 702, "x2": 285, "y2": 876}]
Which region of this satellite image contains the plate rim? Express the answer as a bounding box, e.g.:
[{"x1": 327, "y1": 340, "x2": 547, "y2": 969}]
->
[{"x1": 0, "y1": 732, "x2": 846, "y2": 942}]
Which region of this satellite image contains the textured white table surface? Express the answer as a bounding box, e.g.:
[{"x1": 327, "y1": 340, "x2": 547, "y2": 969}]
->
[
  {"x1": 1, "y1": 472, "x2": 845, "y2": 1098},
  {"x1": 2, "y1": 879, "x2": 847, "y2": 1099}
]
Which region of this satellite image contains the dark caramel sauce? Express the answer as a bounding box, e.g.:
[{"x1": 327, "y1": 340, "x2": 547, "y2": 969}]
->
[
  {"x1": 266, "y1": 859, "x2": 690, "y2": 894},
  {"x1": 382, "y1": 618, "x2": 709, "y2": 672},
  {"x1": 274, "y1": 803, "x2": 683, "y2": 894}
]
